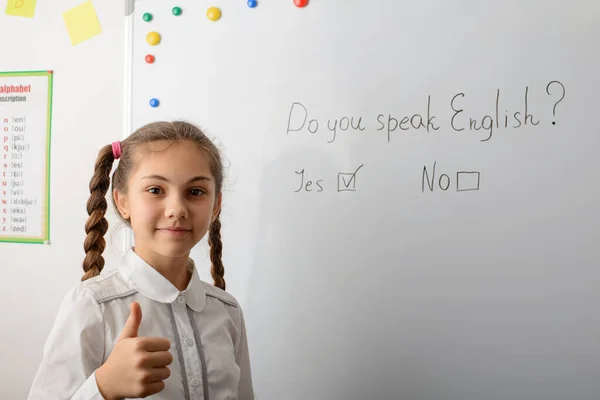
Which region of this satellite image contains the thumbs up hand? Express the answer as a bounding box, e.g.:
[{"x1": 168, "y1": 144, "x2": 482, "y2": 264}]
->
[{"x1": 96, "y1": 302, "x2": 173, "y2": 400}]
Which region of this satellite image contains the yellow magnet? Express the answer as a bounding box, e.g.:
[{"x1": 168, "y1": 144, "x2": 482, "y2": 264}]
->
[
  {"x1": 146, "y1": 31, "x2": 161, "y2": 45},
  {"x1": 206, "y1": 7, "x2": 221, "y2": 21}
]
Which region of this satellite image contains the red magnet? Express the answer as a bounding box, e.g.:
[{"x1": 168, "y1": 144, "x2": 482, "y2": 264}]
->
[
  {"x1": 145, "y1": 54, "x2": 155, "y2": 64},
  {"x1": 294, "y1": 0, "x2": 308, "y2": 7}
]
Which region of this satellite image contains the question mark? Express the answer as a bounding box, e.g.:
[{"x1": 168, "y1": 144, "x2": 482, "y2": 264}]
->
[{"x1": 546, "y1": 80, "x2": 565, "y2": 125}]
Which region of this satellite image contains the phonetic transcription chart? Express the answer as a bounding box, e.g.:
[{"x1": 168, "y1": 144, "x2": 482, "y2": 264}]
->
[{"x1": 0, "y1": 71, "x2": 53, "y2": 244}]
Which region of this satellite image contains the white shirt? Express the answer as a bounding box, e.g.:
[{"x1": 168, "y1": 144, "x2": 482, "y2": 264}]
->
[{"x1": 27, "y1": 249, "x2": 254, "y2": 400}]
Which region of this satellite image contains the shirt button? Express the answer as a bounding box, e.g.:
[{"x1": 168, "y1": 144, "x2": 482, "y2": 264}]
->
[
  {"x1": 177, "y1": 296, "x2": 185, "y2": 304},
  {"x1": 184, "y1": 337, "x2": 194, "y2": 347},
  {"x1": 190, "y1": 378, "x2": 200, "y2": 387}
]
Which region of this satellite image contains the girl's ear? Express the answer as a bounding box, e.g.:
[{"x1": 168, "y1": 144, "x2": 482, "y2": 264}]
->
[
  {"x1": 212, "y1": 192, "x2": 222, "y2": 222},
  {"x1": 113, "y1": 189, "x2": 130, "y2": 219}
]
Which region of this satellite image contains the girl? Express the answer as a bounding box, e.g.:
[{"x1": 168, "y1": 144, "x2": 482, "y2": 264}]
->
[{"x1": 27, "y1": 121, "x2": 254, "y2": 400}]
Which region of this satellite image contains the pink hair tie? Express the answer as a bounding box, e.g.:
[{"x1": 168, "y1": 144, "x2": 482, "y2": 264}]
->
[{"x1": 111, "y1": 141, "x2": 122, "y2": 159}]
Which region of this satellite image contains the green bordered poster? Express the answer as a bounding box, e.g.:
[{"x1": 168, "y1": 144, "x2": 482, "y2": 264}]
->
[{"x1": 0, "y1": 71, "x2": 53, "y2": 244}]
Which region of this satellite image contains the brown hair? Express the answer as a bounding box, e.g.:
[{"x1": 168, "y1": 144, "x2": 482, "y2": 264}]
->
[{"x1": 81, "y1": 121, "x2": 227, "y2": 290}]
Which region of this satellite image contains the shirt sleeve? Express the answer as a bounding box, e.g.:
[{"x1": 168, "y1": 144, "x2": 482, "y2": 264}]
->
[
  {"x1": 235, "y1": 304, "x2": 255, "y2": 400},
  {"x1": 27, "y1": 284, "x2": 106, "y2": 400}
]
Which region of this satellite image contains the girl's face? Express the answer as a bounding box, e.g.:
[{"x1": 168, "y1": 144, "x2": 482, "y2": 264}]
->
[{"x1": 115, "y1": 140, "x2": 221, "y2": 263}]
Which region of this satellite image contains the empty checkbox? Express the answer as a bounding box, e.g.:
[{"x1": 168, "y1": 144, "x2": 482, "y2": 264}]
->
[{"x1": 456, "y1": 171, "x2": 480, "y2": 191}]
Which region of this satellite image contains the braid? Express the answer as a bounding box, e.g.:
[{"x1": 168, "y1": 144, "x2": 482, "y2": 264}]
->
[
  {"x1": 208, "y1": 214, "x2": 225, "y2": 290},
  {"x1": 82, "y1": 145, "x2": 115, "y2": 281}
]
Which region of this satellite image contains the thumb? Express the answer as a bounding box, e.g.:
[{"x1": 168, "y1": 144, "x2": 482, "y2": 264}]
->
[{"x1": 119, "y1": 301, "x2": 142, "y2": 340}]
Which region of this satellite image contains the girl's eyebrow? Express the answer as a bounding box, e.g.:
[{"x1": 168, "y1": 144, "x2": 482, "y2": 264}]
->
[{"x1": 141, "y1": 175, "x2": 212, "y2": 183}]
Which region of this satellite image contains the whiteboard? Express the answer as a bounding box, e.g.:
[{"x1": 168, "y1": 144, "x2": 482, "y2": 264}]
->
[{"x1": 129, "y1": 1, "x2": 600, "y2": 399}]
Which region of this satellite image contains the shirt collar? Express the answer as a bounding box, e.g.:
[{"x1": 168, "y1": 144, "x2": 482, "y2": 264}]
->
[{"x1": 119, "y1": 248, "x2": 206, "y2": 312}]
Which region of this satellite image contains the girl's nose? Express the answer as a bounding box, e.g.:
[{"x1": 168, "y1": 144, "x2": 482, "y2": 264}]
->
[{"x1": 165, "y1": 194, "x2": 188, "y2": 219}]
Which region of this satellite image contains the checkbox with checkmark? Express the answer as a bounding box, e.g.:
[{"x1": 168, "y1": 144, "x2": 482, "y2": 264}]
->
[{"x1": 337, "y1": 164, "x2": 364, "y2": 192}]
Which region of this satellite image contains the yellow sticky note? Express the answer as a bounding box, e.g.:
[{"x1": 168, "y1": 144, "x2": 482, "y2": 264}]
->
[
  {"x1": 62, "y1": 1, "x2": 102, "y2": 46},
  {"x1": 5, "y1": 0, "x2": 37, "y2": 18}
]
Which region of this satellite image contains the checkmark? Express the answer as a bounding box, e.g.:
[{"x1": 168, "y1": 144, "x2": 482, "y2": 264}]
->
[{"x1": 337, "y1": 164, "x2": 364, "y2": 192}]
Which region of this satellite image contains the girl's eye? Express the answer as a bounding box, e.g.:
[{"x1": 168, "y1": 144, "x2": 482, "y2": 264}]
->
[
  {"x1": 148, "y1": 187, "x2": 163, "y2": 195},
  {"x1": 189, "y1": 188, "x2": 204, "y2": 196}
]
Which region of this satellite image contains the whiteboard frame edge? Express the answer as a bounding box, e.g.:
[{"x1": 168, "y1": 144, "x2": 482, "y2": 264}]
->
[{"x1": 123, "y1": 0, "x2": 135, "y2": 251}]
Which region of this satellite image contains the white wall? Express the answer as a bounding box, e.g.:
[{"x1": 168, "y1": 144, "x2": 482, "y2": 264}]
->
[{"x1": 0, "y1": 1, "x2": 125, "y2": 398}]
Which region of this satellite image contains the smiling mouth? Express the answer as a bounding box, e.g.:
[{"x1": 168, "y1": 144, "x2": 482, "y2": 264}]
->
[{"x1": 157, "y1": 228, "x2": 192, "y2": 236}]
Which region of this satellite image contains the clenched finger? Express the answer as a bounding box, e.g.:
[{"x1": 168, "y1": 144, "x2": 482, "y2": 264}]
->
[{"x1": 147, "y1": 367, "x2": 171, "y2": 383}]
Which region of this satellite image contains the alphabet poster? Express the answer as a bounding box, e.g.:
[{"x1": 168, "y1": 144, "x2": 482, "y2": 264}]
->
[{"x1": 0, "y1": 70, "x2": 53, "y2": 244}]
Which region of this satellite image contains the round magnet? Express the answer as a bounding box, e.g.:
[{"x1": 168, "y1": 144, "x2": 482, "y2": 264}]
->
[
  {"x1": 146, "y1": 31, "x2": 161, "y2": 45},
  {"x1": 207, "y1": 6, "x2": 221, "y2": 21}
]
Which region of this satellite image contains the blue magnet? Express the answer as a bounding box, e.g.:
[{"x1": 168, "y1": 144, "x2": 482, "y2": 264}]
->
[
  {"x1": 247, "y1": 0, "x2": 257, "y2": 7},
  {"x1": 150, "y1": 98, "x2": 160, "y2": 107}
]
